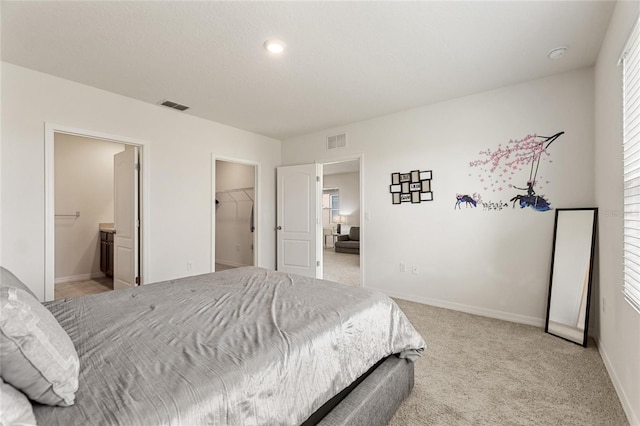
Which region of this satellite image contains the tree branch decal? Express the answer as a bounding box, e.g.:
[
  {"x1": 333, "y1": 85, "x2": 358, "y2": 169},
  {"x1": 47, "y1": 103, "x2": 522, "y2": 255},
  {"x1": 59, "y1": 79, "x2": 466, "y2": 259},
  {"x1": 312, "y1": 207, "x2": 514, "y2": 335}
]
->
[{"x1": 468, "y1": 131, "x2": 564, "y2": 211}]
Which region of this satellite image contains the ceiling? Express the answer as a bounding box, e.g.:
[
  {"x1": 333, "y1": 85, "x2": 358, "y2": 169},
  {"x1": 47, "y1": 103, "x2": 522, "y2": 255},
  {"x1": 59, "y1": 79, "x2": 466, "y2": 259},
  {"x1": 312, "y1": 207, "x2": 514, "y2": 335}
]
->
[{"x1": 1, "y1": 1, "x2": 615, "y2": 140}]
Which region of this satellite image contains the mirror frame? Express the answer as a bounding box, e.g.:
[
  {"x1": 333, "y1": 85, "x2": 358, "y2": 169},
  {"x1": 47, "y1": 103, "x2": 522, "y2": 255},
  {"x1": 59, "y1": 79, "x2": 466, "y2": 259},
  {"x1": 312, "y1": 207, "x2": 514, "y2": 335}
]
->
[{"x1": 545, "y1": 207, "x2": 598, "y2": 347}]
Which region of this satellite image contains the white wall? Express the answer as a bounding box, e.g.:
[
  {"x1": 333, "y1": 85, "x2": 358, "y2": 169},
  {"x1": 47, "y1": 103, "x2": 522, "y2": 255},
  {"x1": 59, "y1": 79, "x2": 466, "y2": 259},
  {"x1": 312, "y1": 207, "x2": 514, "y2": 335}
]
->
[
  {"x1": 54, "y1": 133, "x2": 124, "y2": 281},
  {"x1": 324, "y1": 172, "x2": 360, "y2": 228},
  {"x1": 1, "y1": 62, "x2": 280, "y2": 300},
  {"x1": 215, "y1": 160, "x2": 255, "y2": 267},
  {"x1": 594, "y1": 1, "x2": 640, "y2": 424},
  {"x1": 283, "y1": 68, "x2": 595, "y2": 325}
]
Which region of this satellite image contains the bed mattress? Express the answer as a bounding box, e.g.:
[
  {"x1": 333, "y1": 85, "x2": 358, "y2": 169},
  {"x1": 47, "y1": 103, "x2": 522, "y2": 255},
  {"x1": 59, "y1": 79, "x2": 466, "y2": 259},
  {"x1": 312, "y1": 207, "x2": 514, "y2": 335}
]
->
[{"x1": 34, "y1": 267, "x2": 425, "y2": 425}]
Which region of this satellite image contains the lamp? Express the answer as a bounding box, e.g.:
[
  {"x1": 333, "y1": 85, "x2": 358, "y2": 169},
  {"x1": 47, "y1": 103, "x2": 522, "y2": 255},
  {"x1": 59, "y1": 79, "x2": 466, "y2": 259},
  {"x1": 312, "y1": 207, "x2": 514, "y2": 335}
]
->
[{"x1": 337, "y1": 215, "x2": 347, "y2": 234}]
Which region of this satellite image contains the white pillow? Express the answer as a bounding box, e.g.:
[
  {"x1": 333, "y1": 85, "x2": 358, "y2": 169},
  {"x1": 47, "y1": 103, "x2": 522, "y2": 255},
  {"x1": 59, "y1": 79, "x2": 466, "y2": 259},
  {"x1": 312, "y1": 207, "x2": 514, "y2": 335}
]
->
[
  {"x1": 0, "y1": 267, "x2": 37, "y2": 299},
  {"x1": 0, "y1": 285, "x2": 79, "y2": 406},
  {"x1": 0, "y1": 378, "x2": 37, "y2": 426}
]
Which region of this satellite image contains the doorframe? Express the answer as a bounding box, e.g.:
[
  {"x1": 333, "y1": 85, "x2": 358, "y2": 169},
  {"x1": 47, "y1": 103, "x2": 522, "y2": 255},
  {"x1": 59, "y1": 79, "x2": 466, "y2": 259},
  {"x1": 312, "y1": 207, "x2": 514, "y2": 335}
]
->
[
  {"x1": 211, "y1": 154, "x2": 260, "y2": 271},
  {"x1": 317, "y1": 153, "x2": 365, "y2": 286},
  {"x1": 44, "y1": 123, "x2": 150, "y2": 302}
]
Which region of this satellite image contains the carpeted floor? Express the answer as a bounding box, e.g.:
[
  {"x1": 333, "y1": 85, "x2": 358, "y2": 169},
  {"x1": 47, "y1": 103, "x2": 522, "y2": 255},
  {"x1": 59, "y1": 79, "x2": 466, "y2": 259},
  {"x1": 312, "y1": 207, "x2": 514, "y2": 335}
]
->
[
  {"x1": 323, "y1": 248, "x2": 360, "y2": 286},
  {"x1": 390, "y1": 299, "x2": 628, "y2": 426}
]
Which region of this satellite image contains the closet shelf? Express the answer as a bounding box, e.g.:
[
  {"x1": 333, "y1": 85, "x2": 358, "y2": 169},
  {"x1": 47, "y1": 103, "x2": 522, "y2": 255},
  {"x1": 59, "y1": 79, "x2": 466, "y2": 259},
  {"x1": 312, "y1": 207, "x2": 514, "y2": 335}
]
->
[{"x1": 215, "y1": 187, "x2": 254, "y2": 204}]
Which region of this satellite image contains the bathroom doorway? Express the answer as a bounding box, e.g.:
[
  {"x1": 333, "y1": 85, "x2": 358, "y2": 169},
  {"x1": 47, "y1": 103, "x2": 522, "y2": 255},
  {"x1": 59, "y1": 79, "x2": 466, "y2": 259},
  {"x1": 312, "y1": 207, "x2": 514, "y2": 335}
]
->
[{"x1": 50, "y1": 132, "x2": 142, "y2": 300}]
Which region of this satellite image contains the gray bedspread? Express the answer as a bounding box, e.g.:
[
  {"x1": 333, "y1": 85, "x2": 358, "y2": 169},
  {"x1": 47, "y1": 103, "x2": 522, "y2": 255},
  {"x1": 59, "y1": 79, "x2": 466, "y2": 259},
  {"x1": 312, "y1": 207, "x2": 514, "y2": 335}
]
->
[{"x1": 34, "y1": 267, "x2": 425, "y2": 425}]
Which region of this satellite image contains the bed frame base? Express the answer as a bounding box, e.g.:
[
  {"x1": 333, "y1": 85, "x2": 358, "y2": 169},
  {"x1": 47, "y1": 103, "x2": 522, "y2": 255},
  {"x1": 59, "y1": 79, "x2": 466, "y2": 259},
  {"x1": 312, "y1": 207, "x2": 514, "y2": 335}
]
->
[{"x1": 303, "y1": 356, "x2": 414, "y2": 426}]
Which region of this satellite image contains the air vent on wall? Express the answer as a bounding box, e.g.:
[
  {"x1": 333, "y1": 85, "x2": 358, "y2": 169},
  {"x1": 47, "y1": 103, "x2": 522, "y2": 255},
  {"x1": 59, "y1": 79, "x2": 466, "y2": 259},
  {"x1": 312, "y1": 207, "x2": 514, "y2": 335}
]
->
[
  {"x1": 327, "y1": 133, "x2": 347, "y2": 150},
  {"x1": 159, "y1": 99, "x2": 190, "y2": 111}
]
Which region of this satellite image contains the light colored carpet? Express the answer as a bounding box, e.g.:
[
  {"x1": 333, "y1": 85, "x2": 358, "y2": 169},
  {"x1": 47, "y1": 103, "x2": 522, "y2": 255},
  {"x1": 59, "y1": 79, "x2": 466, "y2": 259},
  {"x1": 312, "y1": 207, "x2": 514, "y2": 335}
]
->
[
  {"x1": 390, "y1": 299, "x2": 628, "y2": 426},
  {"x1": 323, "y1": 248, "x2": 360, "y2": 286}
]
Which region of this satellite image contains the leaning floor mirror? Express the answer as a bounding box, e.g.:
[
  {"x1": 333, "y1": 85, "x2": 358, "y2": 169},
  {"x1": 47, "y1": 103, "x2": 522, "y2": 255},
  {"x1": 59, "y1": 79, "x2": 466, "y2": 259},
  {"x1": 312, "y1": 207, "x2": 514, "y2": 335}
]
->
[{"x1": 545, "y1": 208, "x2": 598, "y2": 347}]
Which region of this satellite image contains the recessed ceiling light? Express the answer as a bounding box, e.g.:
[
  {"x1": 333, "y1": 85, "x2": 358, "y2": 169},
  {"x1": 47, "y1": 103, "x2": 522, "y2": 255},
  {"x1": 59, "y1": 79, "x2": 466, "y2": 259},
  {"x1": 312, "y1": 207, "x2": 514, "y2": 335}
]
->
[
  {"x1": 264, "y1": 39, "x2": 286, "y2": 54},
  {"x1": 547, "y1": 47, "x2": 568, "y2": 60}
]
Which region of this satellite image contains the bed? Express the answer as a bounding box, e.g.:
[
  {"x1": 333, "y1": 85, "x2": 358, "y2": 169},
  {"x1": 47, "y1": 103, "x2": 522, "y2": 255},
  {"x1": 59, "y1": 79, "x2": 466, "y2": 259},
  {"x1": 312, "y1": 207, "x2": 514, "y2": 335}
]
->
[{"x1": 1, "y1": 267, "x2": 425, "y2": 425}]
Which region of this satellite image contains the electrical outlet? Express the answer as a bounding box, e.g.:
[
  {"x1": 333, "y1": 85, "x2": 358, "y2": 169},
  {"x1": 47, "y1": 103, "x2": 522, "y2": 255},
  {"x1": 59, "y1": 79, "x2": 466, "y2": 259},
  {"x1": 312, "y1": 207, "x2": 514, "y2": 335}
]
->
[
  {"x1": 187, "y1": 261, "x2": 193, "y2": 271},
  {"x1": 602, "y1": 297, "x2": 606, "y2": 313},
  {"x1": 400, "y1": 262, "x2": 407, "y2": 272},
  {"x1": 412, "y1": 264, "x2": 418, "y2": 274}
]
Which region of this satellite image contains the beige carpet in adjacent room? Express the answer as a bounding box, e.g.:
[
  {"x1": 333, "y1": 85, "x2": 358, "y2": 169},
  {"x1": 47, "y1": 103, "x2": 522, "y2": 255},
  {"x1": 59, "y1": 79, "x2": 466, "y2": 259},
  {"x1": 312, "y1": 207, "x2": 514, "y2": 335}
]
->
[
  {"x1": 390, "y1": 299, "x2": 628, "y2": 426},
  {"x1": 323, "y1": 248, "x2": 360, "y2": 286}
]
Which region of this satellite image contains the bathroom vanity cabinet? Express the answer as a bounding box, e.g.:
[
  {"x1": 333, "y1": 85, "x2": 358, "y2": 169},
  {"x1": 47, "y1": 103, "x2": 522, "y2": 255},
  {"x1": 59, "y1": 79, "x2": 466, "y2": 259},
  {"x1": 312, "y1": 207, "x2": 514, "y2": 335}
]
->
[{"x1": 100, "y1": 230, "x2": 114, "y2": 277}]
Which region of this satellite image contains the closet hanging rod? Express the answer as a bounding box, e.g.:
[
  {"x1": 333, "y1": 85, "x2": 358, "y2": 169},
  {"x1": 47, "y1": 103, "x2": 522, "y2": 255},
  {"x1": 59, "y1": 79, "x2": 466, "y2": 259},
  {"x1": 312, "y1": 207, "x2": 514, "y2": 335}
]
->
[{"x1": 55, "y1": 211, "x2": 80, "y2": 218}]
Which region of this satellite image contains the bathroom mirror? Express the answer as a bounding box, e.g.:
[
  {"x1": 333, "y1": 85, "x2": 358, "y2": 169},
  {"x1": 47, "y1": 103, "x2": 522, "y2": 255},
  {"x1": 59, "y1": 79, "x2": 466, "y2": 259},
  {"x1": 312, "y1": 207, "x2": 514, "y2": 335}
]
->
[{"x1": 545, "y1": 208, "x2": 598, "y2": 347}]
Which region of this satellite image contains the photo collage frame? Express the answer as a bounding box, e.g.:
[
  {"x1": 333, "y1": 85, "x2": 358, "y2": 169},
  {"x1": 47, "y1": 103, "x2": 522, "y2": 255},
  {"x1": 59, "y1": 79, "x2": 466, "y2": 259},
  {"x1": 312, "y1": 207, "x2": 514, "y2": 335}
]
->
[{"x1": 390, "y1": 170, "x2": 433, "y2": 204}]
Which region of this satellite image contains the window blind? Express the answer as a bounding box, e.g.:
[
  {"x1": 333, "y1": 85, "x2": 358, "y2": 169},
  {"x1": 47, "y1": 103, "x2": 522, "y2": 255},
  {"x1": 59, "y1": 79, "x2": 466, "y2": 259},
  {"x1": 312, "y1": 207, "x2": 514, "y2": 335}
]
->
[{"x1": 623, "y1": 17, "x2": 640, "y2": 313}]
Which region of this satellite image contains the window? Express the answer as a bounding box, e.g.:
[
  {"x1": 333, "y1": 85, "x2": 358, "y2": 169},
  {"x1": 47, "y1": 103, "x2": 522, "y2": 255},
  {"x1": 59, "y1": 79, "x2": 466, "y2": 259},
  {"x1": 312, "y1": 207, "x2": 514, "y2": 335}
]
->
[
  {"x1": 322, "y1": 189, "x2": 340, "y2": 227},
  {"x1": 622, "y1": 17, "x2": 640, "y2": 313},
  {"x1": 330, "y1": 194, "x2": 340, "y2": 223}
]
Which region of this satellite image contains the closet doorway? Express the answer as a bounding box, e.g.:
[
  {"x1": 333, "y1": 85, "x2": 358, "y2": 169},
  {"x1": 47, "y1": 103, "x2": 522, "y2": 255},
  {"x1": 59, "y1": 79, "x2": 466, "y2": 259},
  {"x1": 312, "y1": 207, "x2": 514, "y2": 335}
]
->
[{"x1": 213, "y1": 159, "x2": 257, "y2": 271}]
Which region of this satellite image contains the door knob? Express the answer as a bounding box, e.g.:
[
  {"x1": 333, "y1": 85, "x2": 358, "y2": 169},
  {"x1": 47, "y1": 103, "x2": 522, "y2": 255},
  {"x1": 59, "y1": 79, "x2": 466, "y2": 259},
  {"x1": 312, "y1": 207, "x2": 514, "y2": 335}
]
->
[{"x1": 276, "y1": 226, "x2": 282, "y2": 230}]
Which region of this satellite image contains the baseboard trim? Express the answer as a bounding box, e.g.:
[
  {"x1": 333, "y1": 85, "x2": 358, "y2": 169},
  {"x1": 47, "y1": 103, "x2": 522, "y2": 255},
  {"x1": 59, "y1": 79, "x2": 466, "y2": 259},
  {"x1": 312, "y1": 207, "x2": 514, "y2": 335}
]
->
[
  {"x1": 368, "y1": 287, "x2": 545, "y2": 327},
  {"x1": 55, "y1": 272, "x2": 106, "y2": 284},
  {"x1": 594, "y1": 336, "x2": 639, "y2": 426}
]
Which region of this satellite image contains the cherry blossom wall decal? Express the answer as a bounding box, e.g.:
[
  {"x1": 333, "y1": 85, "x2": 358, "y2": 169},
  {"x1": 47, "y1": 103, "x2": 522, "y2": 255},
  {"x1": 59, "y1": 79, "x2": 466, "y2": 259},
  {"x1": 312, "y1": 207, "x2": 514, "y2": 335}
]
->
[{"x1": 468, "y1": 131, "x2": 564, "y2": 212}]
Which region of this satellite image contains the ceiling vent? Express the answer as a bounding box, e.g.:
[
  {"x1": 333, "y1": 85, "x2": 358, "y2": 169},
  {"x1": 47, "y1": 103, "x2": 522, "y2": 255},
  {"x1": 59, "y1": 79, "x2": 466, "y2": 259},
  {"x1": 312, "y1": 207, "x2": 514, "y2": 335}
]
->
[
  {"x1": 327, "y1": 133, "x2": 347, "y2": 150},
  {"x1": 159, "y1": 99, "x2": 190, "y2": 111}
]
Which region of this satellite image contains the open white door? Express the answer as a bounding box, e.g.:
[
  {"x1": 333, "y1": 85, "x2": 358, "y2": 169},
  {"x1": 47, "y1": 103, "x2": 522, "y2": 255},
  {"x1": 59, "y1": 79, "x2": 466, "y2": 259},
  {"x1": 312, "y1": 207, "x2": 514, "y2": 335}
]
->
[
  {"x1": 276, "y1": 164, "x2": 320, "y2": 278},
  {"x1": 114, "y1": 146, "x2": 140, "y2": 289}
]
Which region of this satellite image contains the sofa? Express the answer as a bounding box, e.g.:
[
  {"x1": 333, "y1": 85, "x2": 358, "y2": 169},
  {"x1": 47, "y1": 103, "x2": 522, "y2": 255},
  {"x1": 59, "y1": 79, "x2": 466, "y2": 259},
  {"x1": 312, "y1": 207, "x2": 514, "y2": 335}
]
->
[{"x1": 335, "y1": 227, "x2": 360, "y2": 254}]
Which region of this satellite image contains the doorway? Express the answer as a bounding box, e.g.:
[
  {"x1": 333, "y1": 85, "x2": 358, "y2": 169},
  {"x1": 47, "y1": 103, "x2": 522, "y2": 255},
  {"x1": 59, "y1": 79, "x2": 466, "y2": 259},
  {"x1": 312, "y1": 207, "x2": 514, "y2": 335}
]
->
[
  {"x1": 53, "y1": 134, "x2": 126, "y2": 299},
  {"x1": 213, "y1": 158, "x2": 258, "y2": 271},
  {"x1": 275, "y1": 157, "x2": 363, "y2": 284},
  {"x1": 321, "y1": 160, "x2": 361, "y2": 286},
  {"x1": 44, "y1": 124, "x2": 148, "y2": 302}
]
